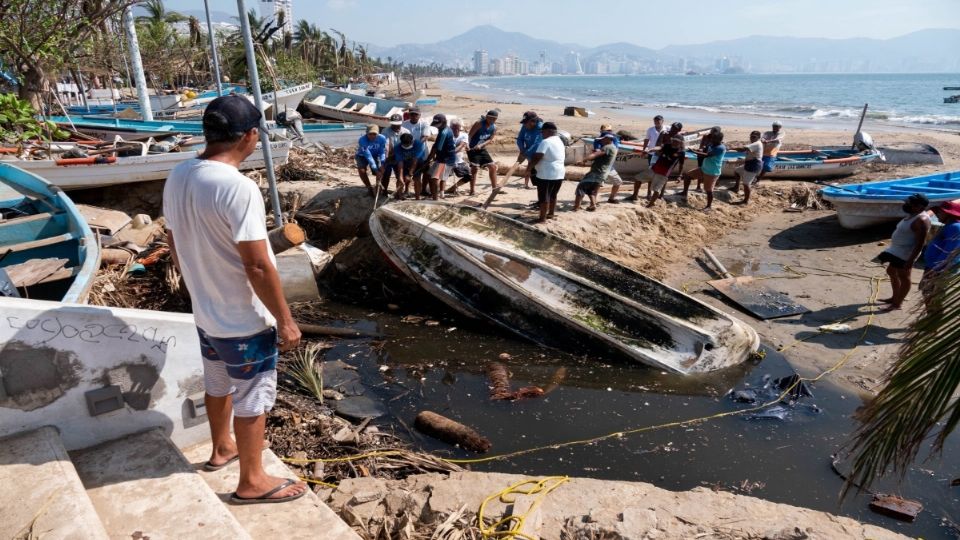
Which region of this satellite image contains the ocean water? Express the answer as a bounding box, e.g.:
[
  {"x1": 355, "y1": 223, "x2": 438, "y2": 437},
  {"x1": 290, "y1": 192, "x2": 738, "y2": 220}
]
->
[{"x1": 448, "y1": 73, "x2": 960, "y2": 129}]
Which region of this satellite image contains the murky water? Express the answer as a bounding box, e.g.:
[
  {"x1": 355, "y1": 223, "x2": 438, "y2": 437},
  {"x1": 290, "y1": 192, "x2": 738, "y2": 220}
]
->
[{"x1": 318, "y1": 298, "x2": 959, "y2": 539}]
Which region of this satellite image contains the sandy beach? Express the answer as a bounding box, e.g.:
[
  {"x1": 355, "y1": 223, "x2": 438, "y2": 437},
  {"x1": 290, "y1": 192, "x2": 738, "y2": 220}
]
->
[{"x1": 352, "y1": 78, "x2": 960, "y2": 395}]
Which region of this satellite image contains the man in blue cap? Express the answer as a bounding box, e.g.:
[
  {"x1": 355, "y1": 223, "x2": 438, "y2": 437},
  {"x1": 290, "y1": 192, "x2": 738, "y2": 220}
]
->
[
  {"x1": 163, "y1": 95, "x2": 307, "y2": 505},
  {"x1": 515, "y1": 111, "x2": 543, "y2": 189}
]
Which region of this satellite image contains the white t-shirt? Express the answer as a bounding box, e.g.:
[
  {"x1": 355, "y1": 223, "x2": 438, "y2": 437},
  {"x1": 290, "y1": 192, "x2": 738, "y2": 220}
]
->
[
  {"x1": 745, "y1": 140, "x2": 763, "y2": 160},
  {"x1": 163, "y1": 159, "x2": 277, "y2": 338},
  {"x1": 534, "y1": 136, "x2": 566, "y2": 180},
  {"x1": 644, "y1": 126, "x2": 664, "y2": 150},
  {"x1": 762, "y1": 129, "x2": 784, "y2": 156},
  {"x1": 402, "y1": 119, "x2": 431, "y2": 142},
  {"x1": 453, "y1": 132, "x2": 469, "y2": 165}
]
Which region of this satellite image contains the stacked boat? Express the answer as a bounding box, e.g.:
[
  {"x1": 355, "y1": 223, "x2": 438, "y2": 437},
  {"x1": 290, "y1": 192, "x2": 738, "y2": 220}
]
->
[
  {"x1": 303, "y1": 86, "x2": 409, "y2": 127},
  {"x1": 49, "y1": 115, "x2": 364, "y2": 148},
  {"x1": 0, "y1": 138, "x2": 291, "y2": 190},
  {"x1": 821, "y1": 170, "x2": 960, "y2": 229}
]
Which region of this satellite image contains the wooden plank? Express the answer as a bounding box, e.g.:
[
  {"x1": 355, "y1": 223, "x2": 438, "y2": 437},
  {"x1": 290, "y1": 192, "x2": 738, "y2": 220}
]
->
[
  {"x1": 76, "y1": 204, "x2": 131, "y2": 235},
  {"x1": 4, "y1": 257, "x2": 68, "y2": 287},
  {"x1": 0, "y1": 211, "x2": 58, "y2": 230},
  {"x1": 1, "y1": 232, "x2": 75, "y2": 254}
]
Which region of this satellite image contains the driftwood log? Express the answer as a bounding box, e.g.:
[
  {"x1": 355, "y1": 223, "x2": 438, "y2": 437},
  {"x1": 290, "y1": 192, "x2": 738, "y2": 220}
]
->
[
  {"x1": 414, "y1": 410, "x2": 491, "y2": 453},
  {"x1": 268, "y1": 222, "x2": 306, "y2": 254}
]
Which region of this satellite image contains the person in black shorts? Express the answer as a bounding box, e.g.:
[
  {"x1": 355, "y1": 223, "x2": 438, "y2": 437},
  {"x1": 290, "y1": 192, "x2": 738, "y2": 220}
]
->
[{"x1": 468, "y1": 109, "x2": 500, "y2": 189}]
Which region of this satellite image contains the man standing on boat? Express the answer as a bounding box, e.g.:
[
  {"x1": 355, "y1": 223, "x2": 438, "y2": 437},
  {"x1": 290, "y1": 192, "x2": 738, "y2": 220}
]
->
[
  {"x1": 758, "y1": 121, "x2": 785, "y2": 181},
  {"x1": 162, "y1": 95, "x2": 307, "y2": 505},
  {"x1": 426, "y1": 113, "x2": 458, "y2": 200},
  {"x1": 468, "y1": 109, "x2": 500, "y2": 190},
  {"x1": 516, "y1": 111, "x2": 543, "y2": 189},
  {"x1": 403, "y1": 107, "x2": 431, "y2": 143},
  {"x1": 355, "y1": 125, "x2": 388, "y2": 197}
]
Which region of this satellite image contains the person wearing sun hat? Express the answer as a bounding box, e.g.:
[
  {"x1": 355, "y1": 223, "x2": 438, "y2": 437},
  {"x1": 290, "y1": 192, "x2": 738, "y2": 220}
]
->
[
  {"x1": 355, "y1": 124, "x2": 388, "y2": 197},
  {"x1": 920, "y1": 199, "x2": 960, "y2": 302}
]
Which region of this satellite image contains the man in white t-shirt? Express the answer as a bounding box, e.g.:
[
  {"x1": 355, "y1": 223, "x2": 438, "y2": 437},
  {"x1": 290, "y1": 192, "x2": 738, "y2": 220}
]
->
[
  {"x1": 731, "y1": 130, "x2": 764, "y2": 204},
  {"x1": 525, "y1": 121, "x2": 565, "y2": 223},
  {"x1": 402, "y1": 107, "x2": 431, "y2": 143},
  {"x1": 162, "y1": 95, "x2": 307, "y2": 505},
  {"x1": 445, "y1": 116, "x2": 473, "y2": 195}
]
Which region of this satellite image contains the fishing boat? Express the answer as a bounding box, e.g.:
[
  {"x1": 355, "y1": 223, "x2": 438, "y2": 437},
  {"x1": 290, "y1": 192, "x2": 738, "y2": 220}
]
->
[
  {"x1": 1, "y1": 140, "x2": 291, "y2": 190},
  {"x1": 717, "y1": 147, "x2": 882, "y2": 179},
  {"x1": 261, "y1": 82, "x2": 313, "y2": 119},
  {"x1": 48, "y1": 115, "x2": 365, "y2": 148},
  {"x1": 579, "y1": 129, "x2": 713, "y2": 176},
  {"x1": 0, "y1": 163, "x2": 100, "y2": 303},
  {"x1": 820, "y1": 170, "x2": 960, "y2": 229},
  {"x1": 370, "y1": 201, "x2": 760, "y2": 374},
  {"x1": 302, "y1": 86, "x2": 408, "y2": 127}
]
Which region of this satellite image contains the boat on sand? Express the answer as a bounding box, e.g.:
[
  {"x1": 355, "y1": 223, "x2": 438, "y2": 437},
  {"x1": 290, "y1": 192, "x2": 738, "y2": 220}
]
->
[
  {"x1": 303, "y1": 87, "x2": 408, "y2": 127},
  {"x1": 369, "y1": 201, "x2": 759, "y2": 374},
  {"x1": 820, "y1": 170, "x2": 960, "y2": 229},
  {"x1": 0, "y1": 163, "x2": 100, "y2": 303}
]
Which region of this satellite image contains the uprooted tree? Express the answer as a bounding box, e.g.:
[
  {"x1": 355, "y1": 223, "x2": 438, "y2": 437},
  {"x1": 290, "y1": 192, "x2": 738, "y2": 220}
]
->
[{"x1": 0, "y1": 0, "x2": 135, "y2": 108}]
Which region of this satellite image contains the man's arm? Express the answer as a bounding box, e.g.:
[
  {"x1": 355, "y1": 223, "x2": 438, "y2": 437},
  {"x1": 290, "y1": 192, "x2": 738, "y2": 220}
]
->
[
  {"x1": 467, "y1": 122, "x2": 480, "y2": 149},
  {"x1": 167, "y1": 229, "x2": 182, "y2": 272},
  {"x1": 236, "y1": 240, "x2": 301, "y2": 352},
  {"x1": 525, "y1": 152, "x2": 544, "y2": 179},
  {"x1": 907, "y1": 218, "x2": 931, "y2": 265}
]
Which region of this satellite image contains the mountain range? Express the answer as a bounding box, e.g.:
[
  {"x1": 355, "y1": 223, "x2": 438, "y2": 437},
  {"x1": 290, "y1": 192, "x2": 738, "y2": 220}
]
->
[{"x1": 365, "y1": 25, "x2": 960, "y2": 73}]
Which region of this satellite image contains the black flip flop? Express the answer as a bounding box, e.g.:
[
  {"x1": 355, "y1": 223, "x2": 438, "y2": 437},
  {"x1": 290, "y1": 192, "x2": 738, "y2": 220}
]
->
[
  {"x1": 230, "y1": 479, "x2": 306, "y2": 505},
  {"x1": 203, "y1": 455, "x2": 239, "y2": 472}
]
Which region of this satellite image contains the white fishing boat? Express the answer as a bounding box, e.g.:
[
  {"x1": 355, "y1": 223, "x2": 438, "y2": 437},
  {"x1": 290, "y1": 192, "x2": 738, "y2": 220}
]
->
[
  {"x1": 370, "y1": 201, "x2": 759, "y2": 374},
  {"x1": 303, "y1": 86, "x2": 408, "y2": 127},
  {"x1": 718, "y1": 147, "x2": 882, "y2": 179},
  {"x1": 820, "y1": 170, "x2": 960, "y2": 229},
  {"x1": 1, "y1": 141, "x2": 291, "y2": 190},
  {"x1": 261, "y1": 82, "x2": 313, "y2": 119}
]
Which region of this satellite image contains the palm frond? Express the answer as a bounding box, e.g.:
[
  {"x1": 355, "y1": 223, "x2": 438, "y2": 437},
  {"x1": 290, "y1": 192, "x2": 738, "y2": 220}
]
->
[
  {"x1": 844, "y1": 261, "x2": 960, "y2": 496},
  {"x1": 287, "y1": 342, "x2": 325, "y2": 404}
]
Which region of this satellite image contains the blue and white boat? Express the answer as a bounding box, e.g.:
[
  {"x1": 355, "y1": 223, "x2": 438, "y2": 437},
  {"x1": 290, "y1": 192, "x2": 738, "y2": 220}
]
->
[
  {"x1": 0, "y1": 163, "x2": 100, "y2": 303},
  {"x1": 820, "y1": 171, "x2": 960, "y2": 229},
  {"x1": 49, "y1": 115, "x2": 365, "y2": 148},
  {"x1": 718, "y1": 147, "x2": 882, "y2": 179},
  {"x1": 302, "y1": 86, "x2": 409, "y2": 127}
]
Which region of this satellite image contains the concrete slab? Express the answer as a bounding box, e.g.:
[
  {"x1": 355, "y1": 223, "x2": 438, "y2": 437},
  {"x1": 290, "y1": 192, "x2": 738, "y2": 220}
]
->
[
  {"x1": 0, "y1": 426, "x2": 109, "y2": 540},
  {"x1": 183, "y1": 441, "x2": 361, "y2": 540},
  {"x1": 71, "y1": 428, "x2": 251, "y2": 540}
]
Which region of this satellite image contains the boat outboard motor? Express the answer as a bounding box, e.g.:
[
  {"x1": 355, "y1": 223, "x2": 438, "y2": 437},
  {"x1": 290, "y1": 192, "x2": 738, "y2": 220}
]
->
[
  {"x1": 276, "y1": 109, "x2": 305, "y2": 141},
  {"x1": 853, "y1": 131, "x2": 875, "y2": 152},
  {"x1": 557, "y1": 130, "x2": 573, "y2": 146}
]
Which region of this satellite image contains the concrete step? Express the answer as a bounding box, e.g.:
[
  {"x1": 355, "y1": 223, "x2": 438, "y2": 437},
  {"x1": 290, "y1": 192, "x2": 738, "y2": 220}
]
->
[
  {"x1": 71, "y1": 428, "x2": 252, "y2": 540},
  {"x1": 0, "y1": 426, "x2": 110, "y2": 540},
  {"x1": 183, "y1": 441, "x2": 362, "y2": 539}
]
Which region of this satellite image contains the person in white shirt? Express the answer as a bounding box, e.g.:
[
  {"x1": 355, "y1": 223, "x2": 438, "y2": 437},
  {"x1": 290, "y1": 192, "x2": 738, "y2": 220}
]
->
[
  {"x1": 641, "y1": 115, "x2": 666, "y2": 199},
  {"x1": 382, "y1": 113, "x2": 410, "y2": 194},
  {"x1": 445, "y1": 117, "x2": 473, "y2": 195},
  {"x1": 758, "y1": 121, "x2": 785, "y2": 181},
  {"x1": 162, "y1": 95, "x2": 307, "y2": 505},
  {"x1": 730, "y1": 130, "x2": 764, "y2": 204},
  {"x1": 401, "y1": 107, "x2": 430, "y2": 143},
  {"x1": 525, "y1": 121, "x2": 565, "y2": 223}
]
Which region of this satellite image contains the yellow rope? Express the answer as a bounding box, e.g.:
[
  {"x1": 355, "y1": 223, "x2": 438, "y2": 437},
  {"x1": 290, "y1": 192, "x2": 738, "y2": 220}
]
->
[{"x1": 476, "y1": 476, "x2": 569, "y2": 540}]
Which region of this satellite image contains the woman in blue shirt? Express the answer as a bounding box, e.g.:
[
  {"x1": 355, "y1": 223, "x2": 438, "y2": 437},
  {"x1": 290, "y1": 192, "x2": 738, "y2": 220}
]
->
[{"x1": 684, "y1": 131, "x2": 726, "y2": 211}]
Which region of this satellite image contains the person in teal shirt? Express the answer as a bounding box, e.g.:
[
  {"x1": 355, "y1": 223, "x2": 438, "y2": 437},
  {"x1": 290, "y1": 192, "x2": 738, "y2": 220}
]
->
[{"x1": 683, "y1": 131, "x2": 726, "y2": 211}]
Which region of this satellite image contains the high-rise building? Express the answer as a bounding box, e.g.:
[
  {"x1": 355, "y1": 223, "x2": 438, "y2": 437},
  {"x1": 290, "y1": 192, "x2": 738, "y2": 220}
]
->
[
  {"x1": 259, "y1": 0, "x2": 293, "y2": 37},
  {"x1": 566, "y1": 51, "x2": 583, "y2": 74},
  {"x1": 473, "y1": 50, "x2": 489, "y2": 75},
  {"x1": 490, "y1": 58, "x2": 504, "y2": 75}
]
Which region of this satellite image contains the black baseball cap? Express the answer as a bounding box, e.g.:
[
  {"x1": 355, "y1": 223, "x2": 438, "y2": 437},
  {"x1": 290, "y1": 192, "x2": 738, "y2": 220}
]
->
[
  {"x1": 486, "y1": 109, "x2": 499, "y2": 118},
  {"x1": 203, "y1": 95, "x2": 262, "y2": 135},
  {"x1": 541, "y1": 121, "x2": 557, "y2": 131},
  {"x1": 430, "y1": 113, "x2": 447, "y2": 126},
  {"x1": 408, "y1": 107, "x2": 421, "y2": 114}
]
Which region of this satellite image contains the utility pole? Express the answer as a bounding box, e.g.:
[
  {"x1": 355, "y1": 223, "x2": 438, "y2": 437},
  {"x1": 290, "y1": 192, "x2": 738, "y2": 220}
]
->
[
  {"x1": 237, "y1": 0, "x2": 283, "y2": 225},
  {"x1": 122, "y1": 6, "x2": 153, "y2": 121},
  {"x1": 204, "y1": 0, "x2": 224, "y2": 96}
]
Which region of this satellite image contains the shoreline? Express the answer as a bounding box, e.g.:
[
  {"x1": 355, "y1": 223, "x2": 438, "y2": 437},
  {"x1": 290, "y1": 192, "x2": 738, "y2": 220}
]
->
[{"x1": 435, "y1": 76, "x2": 960, "y2": 135}]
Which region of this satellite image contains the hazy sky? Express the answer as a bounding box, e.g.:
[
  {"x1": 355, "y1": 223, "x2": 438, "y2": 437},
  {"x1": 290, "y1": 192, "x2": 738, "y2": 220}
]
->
[{"x1": 165, "y1": 0, "x2": 960, "y2": 48}]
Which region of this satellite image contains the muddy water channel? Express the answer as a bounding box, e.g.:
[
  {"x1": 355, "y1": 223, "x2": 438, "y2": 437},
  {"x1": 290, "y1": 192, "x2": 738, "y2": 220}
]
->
[{"x1": 319, "y1": 298, "x2": 959, "y2": 538}]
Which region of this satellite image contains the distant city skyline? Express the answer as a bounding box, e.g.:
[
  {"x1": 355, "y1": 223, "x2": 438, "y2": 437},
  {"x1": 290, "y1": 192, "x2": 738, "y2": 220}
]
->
[{"x1": 163, "y1": 0, "x2": 960, "y2": 49}]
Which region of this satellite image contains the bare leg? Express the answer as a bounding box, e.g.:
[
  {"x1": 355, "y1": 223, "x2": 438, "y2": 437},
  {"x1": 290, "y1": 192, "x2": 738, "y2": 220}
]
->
[
  {"x1": 233, "y1": 414, "x2": 307, "y2": 500},
  {"x1": 413, "y1": 176, "x2": 422, "y2": 200},
  {"x1": 547, "y1": 197, "x2": 557, "y2": 217},
  {"x1": 358, "y1": 168, "x2": 374, "y2": 195},
  {"x1": 429, "y1": 178, "x2": 440, "y2": 200},
  {"x1": 573, "y1": 192, "x2": 584, "y2": 211},
  {"x1": 743, "y1": 183, "x2": 752, "y2": 204},
  {"x1": 704, "y1": 175, "x2": 717, "y2": 209},
  {"x1": 891, "y1": 267, "x2": 912, "y2": 308},
  {"x1": 205, "y1": 393, "x2": 237, "y2": 466},
  {"x1": 607, "y1": 184, "x2": 620, "y2": 202},
  {"x1": 488, "y1": 164, "x2": 498, "y2": 190}
]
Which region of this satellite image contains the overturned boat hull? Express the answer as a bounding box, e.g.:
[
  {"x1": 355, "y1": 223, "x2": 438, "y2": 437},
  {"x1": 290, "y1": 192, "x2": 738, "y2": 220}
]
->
[{"x1": 370, "y1": 201, "x2": 759, "y2": 374}]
